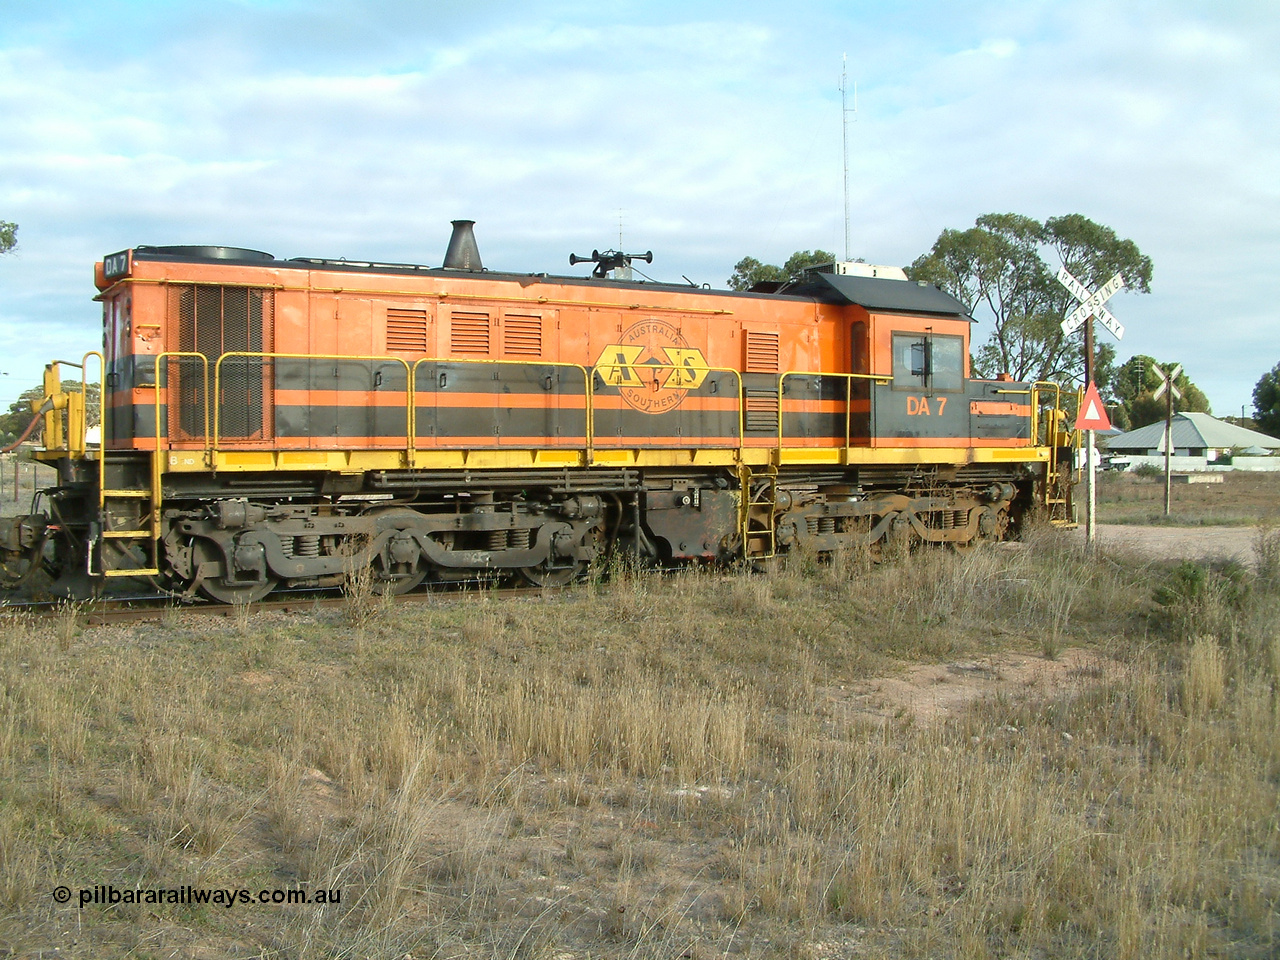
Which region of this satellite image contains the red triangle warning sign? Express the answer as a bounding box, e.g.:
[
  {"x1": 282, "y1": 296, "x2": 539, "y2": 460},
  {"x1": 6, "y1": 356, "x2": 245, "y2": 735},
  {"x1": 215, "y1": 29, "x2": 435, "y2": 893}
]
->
[{"x1": 1075, "y1": 381, "x2": 1112, "y2": 431}]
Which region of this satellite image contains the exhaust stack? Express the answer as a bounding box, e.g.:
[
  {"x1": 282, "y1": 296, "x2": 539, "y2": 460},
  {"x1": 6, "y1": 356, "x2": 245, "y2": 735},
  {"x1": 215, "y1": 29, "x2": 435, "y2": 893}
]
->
[{"x1": 442, "y1": 219, "x2": 483, "y2": 271}]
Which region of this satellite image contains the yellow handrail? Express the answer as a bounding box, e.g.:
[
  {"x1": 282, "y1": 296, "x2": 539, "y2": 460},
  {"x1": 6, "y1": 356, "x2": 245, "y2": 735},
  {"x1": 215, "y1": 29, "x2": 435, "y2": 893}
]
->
[
  {"x1": 213, "y1": 352, "x2": 414, "y2": 460},
  {"x1": 586, "y1": 362, "x2": 745, "y2": 454},
  {"x1": 775, "y1": 371, "x2": 891, "y2": 455},
  {"x1": 153, "y1": 352, "x2": 212, "y2": 456},
  {"x1": 410, "y1": 356, "x2": 593, "y2": 458}
]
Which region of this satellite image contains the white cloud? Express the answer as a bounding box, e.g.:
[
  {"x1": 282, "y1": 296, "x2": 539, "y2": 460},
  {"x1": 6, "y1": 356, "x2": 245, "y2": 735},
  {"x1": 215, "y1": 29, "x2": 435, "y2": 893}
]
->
[{"x1": 0, "y1": 0, "x2": 1276, "y2": 414}]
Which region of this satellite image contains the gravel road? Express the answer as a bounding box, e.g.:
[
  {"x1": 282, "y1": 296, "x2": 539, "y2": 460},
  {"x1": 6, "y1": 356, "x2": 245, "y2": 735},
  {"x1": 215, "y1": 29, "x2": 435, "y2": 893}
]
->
[{"x1": 1091, "y1": 523, "x2": 1262, "y2": 566}]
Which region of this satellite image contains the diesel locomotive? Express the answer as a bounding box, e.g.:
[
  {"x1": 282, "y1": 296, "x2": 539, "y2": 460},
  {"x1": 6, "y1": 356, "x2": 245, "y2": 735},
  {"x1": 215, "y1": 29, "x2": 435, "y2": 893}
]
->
[{"x1": 1, "y1": 221, "x2": 1077, "y2": 601}]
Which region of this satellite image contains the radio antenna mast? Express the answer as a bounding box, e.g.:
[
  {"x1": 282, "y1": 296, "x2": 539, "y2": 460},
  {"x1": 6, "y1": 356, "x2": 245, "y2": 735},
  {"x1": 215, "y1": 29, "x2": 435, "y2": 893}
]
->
[{"x1": 840, "y1": 55, "x2": 857, "y2": 262}]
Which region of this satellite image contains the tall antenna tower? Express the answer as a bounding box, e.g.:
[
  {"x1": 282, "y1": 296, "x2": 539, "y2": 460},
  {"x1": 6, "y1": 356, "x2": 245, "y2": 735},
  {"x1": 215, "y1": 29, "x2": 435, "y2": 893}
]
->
[{"x1": 840, "y1": 55, "x2": 857, "y2": 261}]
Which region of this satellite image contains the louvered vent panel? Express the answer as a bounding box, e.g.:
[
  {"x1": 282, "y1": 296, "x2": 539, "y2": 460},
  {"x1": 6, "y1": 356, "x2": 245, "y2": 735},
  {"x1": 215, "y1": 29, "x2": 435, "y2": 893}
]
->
[
  {"x1": 450, "y1": 312, "x2": 491, "y2": 356},
  {"x1": 745, "y1": 331, "x2": 781, "y2": 373},
  {"x1": 503, "y1": 314, "x2": 542, "y2": 357},
  {"x1": 745, "y1": 388, "x2": 780, "y2": 432},
  {"x1": 386, "y1": 308, "x2": 430, "y2": 352}
]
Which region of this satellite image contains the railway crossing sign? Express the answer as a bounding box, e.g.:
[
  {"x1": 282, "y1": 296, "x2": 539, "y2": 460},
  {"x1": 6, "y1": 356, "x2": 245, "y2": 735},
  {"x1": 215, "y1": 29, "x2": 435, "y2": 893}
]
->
[
  {"x1": 1058, "y1": 269, "x2": 1126, "y2": 340},
  {"x1": 1058, "y1": 266, "x2": 1127, "y2": 549},
  {"x1": 1152, "y1": 363, "x2": 1183, "y2": 517},
  {"x1": 1151, "y1": 363, "x2": 1183, "y2": 402},
  {"x1": 1075, "y1": 381, "x2": 1112, "y2": 431}
]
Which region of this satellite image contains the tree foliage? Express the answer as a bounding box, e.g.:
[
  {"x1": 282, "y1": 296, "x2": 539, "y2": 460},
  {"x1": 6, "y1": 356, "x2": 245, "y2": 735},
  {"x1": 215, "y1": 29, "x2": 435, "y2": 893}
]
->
[
  {"x1": 908, "y1": 213, "x2": 1152, "y2": 384},
  {"x1": 0, "y1": 221, "x2": 15, "y2": 256},
  {"x1": 0, "y1": 381, "x2": 101, "y2": 446},
  {"x1": 727, "y1": 250, "x2": 836, "y2": 291},
  {"x1": 1254, "y1": 362, "x2": 1280, "y2": 438},
  {"x1": 1109, "y1": 355, "x2": 1210, "y2": 430}
]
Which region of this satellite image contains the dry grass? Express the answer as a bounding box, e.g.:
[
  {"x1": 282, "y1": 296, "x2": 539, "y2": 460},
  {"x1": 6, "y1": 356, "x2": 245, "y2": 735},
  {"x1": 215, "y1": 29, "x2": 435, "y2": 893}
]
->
[
  {"x1": 1098, "y1": 470, "x2": 1280, "y2": 526},
  {"x1": 0, "y1": 529, "x2": 1277, "y2": 958}
]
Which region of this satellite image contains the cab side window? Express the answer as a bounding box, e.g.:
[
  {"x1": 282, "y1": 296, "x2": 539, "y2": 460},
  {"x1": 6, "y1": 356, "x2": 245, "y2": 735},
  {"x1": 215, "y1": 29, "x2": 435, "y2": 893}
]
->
[
  {"x1": 891, "y1": 332, "x2": 963, "y2": 392},
  {"x1": 930, "y1": 336, "x2": 963, "y2": 391}
]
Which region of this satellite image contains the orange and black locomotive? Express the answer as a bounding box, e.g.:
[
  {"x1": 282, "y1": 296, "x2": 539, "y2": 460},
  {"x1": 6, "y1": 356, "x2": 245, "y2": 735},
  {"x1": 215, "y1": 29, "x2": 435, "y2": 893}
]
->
[{"x1": 2, "y1": 221, "x2": 1076, "y2": 600}]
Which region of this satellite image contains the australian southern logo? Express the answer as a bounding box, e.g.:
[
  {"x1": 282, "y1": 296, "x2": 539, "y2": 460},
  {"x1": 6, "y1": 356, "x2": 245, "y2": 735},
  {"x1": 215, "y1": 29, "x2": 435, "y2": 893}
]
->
[{"x1": 594, "y1": 319, "x2": 709, "y2": 414}]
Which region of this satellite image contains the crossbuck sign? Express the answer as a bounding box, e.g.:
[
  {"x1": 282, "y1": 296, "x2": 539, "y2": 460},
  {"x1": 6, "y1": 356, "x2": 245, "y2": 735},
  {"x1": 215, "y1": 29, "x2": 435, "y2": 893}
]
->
[
  {"x1": 1152, "y1": 363, "x2": 1183, "y2": 403},
  {"x1": 1058, "y1": 268, "x2": 1125, "y2": 340}
]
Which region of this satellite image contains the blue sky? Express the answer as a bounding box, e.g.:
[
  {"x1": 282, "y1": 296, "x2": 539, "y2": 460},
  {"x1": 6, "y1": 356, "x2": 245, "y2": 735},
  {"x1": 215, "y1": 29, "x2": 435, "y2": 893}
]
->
[{"x1": 1, "y1": 0, "x2": 1276, "y2": 416}]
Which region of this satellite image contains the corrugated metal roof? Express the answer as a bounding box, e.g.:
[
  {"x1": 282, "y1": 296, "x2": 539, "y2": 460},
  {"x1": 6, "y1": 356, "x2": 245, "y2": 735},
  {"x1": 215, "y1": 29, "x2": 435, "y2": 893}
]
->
[{"x1": 1106, "y1": 412, "x2": 1280, "y2": 451}]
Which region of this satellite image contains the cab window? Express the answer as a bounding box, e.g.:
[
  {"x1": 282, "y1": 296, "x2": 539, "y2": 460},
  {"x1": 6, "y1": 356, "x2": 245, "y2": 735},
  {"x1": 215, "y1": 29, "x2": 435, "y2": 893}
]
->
[{"x1": 891, "y1": 333, "x2": 964, "y2": 392}]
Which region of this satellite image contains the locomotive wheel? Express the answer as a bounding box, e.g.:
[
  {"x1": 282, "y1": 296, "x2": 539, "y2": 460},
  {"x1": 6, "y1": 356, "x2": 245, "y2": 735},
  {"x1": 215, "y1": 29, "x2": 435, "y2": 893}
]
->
[
  {"x1": 368, "y1": 509, "x2": 428, "y2": 595},
  {"x1": 952, "y1": 506, "x2": 1009, "y2": 553},
  {"x1": 191, "y1": 539, "x2": 277, "y2": 605},
  {"x1": 371, "y1": 559, "x2": 427, "y2": 595},
  {"x1": 519, "y1": 559, "x2": 586, "y2": 588},
  {"x1": 519, "y1": 523, "x2": 603, "y2": 587}
]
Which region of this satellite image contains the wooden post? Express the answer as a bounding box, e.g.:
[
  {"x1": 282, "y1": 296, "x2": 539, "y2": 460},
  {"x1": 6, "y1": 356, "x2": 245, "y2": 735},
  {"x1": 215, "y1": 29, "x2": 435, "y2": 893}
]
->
[
  {"x1": 1164, "y1": 382, "x2": 1174, "y2": 517},
  {"x1": 1084, "y1": 316, "x2": 1096, "y2": 546}
]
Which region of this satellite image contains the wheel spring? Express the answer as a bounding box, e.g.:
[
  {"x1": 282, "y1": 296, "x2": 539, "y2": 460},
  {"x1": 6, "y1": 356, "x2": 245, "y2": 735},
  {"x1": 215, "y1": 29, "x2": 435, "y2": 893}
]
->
[
  {"x1": 805, "y1": 517, "x2": 820, "y2": 536},
  {"x1": 509, "y1": 527, "x2": 531, "y2": 550},
  {"x1": 818, "y1": 516, "x2": 836, "y2": 535},
  {"x1": 488, "y1": 529, "x2": 508, "y2": 550},
  {"x1": 295, "y1": 535, "x2": 320, "y2": 558}
]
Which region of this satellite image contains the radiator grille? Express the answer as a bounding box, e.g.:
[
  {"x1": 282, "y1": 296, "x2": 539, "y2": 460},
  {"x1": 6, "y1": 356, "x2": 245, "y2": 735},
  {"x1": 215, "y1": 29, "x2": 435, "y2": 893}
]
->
[
  {"x1": 450, "y1": 311, "x2": 491, "y2": 356},
  {"x1": 170, "y1": 284, "x2": 273, "y2": 440},
  {"x1": 744, "y1": 331, "x2": 780, "y2": 373},
  {"x1": 502, "y1": 314, "x2": 542, "y2": 357},
  {"x1": 386, "y1": 308, "x2": 430, "y2": 352}
]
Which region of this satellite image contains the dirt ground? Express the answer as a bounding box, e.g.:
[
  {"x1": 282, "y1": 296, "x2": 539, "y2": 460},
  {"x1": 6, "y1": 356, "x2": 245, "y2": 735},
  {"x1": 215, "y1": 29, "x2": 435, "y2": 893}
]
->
[
  {"x1": 848, "y1": 519, "x2": 1270, "y2": 728},
  {"x1": 1091, "y1": 522, "x2": 1262, "y2": 566},
  {"x1": 0, "y1": 455, "x2": 57, "y2": 514},
  {"x1": 831, "y1": 646, "x2": 1108, "y2": 727}
]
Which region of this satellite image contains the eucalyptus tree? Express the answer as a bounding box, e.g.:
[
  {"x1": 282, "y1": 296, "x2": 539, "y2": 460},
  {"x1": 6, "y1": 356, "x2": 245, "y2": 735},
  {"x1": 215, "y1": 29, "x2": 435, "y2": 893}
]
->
[{"x1": 908, "y1": 213, "x2": 1152, "y2": 385}]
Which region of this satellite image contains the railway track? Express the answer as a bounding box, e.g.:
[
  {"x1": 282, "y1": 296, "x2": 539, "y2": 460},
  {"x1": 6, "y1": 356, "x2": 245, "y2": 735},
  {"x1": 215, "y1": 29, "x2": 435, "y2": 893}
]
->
[{"x1": 0, "y1": 581, "x2": 573, "y2": 626}]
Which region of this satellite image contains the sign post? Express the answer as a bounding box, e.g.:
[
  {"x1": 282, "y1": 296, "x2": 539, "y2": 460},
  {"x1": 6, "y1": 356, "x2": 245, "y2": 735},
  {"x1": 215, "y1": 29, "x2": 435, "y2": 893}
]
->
[
  {"x1": 1151, "y1": 363, "x2": 1183, "y2": 517},
  {"x1": 1058, "y1": 269, "x2": 1126, "y2": 546}
]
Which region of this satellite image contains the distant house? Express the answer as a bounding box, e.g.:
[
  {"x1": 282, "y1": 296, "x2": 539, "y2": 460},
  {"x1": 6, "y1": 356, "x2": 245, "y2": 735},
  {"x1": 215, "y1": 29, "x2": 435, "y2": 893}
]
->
[{"x1": 1102, "y1": 412, "x2": 1280, "y2": 471}]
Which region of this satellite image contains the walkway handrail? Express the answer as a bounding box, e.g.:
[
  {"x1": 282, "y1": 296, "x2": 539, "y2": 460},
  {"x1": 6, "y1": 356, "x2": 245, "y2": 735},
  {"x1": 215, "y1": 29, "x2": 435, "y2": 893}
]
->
[
  {"x1": 152, "y1": 352, "x2": 212, "y2": 456},
  {"x1": 588, "y1": 362, "x2": 745, "y2": 452},
  {"x1": 410, "y1": 356, "x2": 593, "y2": 458},
  {"x1": 775, "y1": 370, "x2": 891, "y2": 453},
  {"x1": 213, "y1": 352, "x2": 414, "y2": 459}
]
